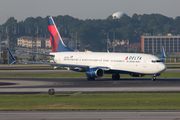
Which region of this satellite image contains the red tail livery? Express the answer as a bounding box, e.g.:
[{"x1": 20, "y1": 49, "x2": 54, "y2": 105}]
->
[{"x1": 47, "y1": 16, "x2": 73, "y2": 52}]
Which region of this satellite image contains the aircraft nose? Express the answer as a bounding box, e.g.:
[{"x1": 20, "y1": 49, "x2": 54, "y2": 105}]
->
[{"x1": 159, "y1": 63, "x2": 167, "y2": 73}]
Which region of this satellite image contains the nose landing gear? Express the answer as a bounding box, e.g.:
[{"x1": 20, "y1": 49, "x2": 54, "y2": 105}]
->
[
  {"x1": 112, "y1": 73, "x2": 120, "y2": 80},
  {"x1": 151, "y1": 74, "x2": 160, "y2": 81},
  {"x1": 151, "y1": 77, "x2": 156, "y2": 81}
]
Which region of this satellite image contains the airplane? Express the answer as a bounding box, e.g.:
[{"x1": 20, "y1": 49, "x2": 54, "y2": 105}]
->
[{"x1": 7, "y1": 15, "x2": 167, "y2": 81}]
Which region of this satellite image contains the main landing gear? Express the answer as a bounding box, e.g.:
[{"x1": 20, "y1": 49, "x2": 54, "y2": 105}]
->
[
  {"x1": 87, "y1": 77, "x2": 95, "y2": 81},
  {"x1": 112, "y1": 73, "x2": 120, "y2": 80}
]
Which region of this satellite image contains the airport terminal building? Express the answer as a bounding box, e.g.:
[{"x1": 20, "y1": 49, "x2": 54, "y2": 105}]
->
[{"x1": 141, "y1": 34, "x2": 180, "y2": 54}]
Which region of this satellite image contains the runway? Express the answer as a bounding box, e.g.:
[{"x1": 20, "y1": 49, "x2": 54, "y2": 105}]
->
[
  {"x1": 1, "y1": 111, "x2": 180, "y2": 120},
  {"x1": 1, "y1": 66, "x2": 179, "y2": 93},
  {"x1": 1, "y1": 69, "x2": 180, "y2": 120},
  {"x1": 1, "y1": 77, "x2": 180, "y2": 94},
  {"x1": 0, "y1": 67, "x2": 180, "y2": 94},
  {"x1": 1, "y1": 78, "x2": 180, "y2": 120}
]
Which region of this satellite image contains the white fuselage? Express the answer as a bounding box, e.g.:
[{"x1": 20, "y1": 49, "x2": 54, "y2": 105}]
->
[{"x1": 51, "y1": 52, "x2": 166, "y2": 75}]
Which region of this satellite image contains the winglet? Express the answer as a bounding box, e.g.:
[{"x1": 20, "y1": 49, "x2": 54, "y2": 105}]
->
[
  {"x1": 160, "y1": 46, "x2": 166, "y2": 61},
  {"x1": 7, "y1": 48, "x2": 16, "y2": 66}
]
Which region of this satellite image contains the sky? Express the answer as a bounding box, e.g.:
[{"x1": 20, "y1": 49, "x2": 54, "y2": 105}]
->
[{"x1": 0, "y1": 0, "x2": 180, "y2": 24}]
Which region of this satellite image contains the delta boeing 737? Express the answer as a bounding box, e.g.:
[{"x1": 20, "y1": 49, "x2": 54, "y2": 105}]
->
[{"x1": 7, "y1": 16, "x2": 167, "y2": 81}]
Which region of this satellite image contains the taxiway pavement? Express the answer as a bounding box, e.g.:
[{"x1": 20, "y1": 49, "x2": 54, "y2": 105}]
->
[
  {"x1": 1, "y1": 77, "x2": 180, "y2": 94},
  {"x1": 1, "y1": 111, "x2": 180, "y2": 120},
  {"x1": 1, "y1": 68, "x2": 180, "y2": 120}
]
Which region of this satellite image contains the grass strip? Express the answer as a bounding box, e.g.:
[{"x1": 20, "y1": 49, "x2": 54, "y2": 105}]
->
[
  {"x1": 0, "y1": 93, "x2": 180, "y2": 111},
  {"x1": 166, "y1": 64, "x2": 180, "y2": 68},
  {"x1": 0, "y1": 72, "x2": 179, "y2": 78}
]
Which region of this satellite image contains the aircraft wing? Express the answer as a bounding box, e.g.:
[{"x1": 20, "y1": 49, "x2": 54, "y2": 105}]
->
[
  {"x1": 18, "y1": 60, "x2": 111, "y2": 70},
  {"x1": 89, "y1": 66, "x2": 110, "y2": 71},
  {"x1": 7, "y1": 48, "x2": 111, "y2": 70},
  {"x1": 28, "y1": 52, "x2": 55, "y2": 57},
  {"x1": 20, "y1": 60, "x2": 89, "y2": 68}
]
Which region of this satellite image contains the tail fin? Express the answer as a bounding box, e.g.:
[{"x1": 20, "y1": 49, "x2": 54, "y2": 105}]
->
[{"x1": 47, "y1": 16, "x2": 73, "y2": 52}]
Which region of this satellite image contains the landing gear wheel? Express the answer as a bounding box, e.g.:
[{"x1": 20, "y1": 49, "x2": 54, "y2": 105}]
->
[
  {"x1": 112, "y1": 74, "x2": 116, "y2": 80},
  {"x1": 112, "y1": 73, "x2": 120, "y2": 80},
  {"x1": 151, "y1": 77, "x2": 156, "y2": 81},
  {"x1": 87, "y1": 77, "x2": 95, "y2": 81}
]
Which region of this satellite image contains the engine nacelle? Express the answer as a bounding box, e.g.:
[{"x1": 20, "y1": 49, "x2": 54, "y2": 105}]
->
[
  {"x1": 86, "y1": 68, "x2": 104, "y2": 78},
  {"x1": 130, "y1": 74, "x2": 145, "y2": 77}
]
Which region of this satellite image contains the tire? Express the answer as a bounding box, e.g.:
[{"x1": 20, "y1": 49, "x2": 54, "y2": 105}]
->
[
  {"x1": 151, "y1": 77, "x2": 156, "y2": 81},
  {"x1": 87, "y1": 77, "x2": 95, "y2": 81},
  {"x1": 112, "y1": 73, "x2": 120, "y2": 80},
  {"x1": 112, "y1": 74, "x2": 116, "y2": 80},
  {"x1": 87, "y1": 77, "x2": 91, "y2": 81},
  {"x1": 116, "y1": 74, "x2": 120, "y2": 80}
]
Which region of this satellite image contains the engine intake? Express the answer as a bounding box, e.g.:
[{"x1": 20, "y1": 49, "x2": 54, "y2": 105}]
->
[{"x1": 86, "y1": 68, "x2": 104, "y2": 78}]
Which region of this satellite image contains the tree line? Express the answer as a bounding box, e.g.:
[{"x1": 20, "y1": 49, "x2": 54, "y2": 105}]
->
[{"x1": 1, "y1": 13, "x2": 180, "y2": 51}]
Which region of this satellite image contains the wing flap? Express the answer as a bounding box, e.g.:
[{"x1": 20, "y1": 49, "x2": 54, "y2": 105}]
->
[{"x1": 21, "y1": 61, "x2": 89, "y2": 68}]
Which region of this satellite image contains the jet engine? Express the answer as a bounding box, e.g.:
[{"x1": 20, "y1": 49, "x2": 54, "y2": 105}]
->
[
  {"x1": 86, "y1": 68, "x2": 104, "y2": 78},
  {"x1": 130, "y1": 74, "x2": 145, "y2": 77}
]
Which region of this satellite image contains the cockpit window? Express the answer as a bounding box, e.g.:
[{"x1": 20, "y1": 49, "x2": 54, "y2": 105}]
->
[{"x1": 151, "y1": 60, "x2": 161, "y2": 63}]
